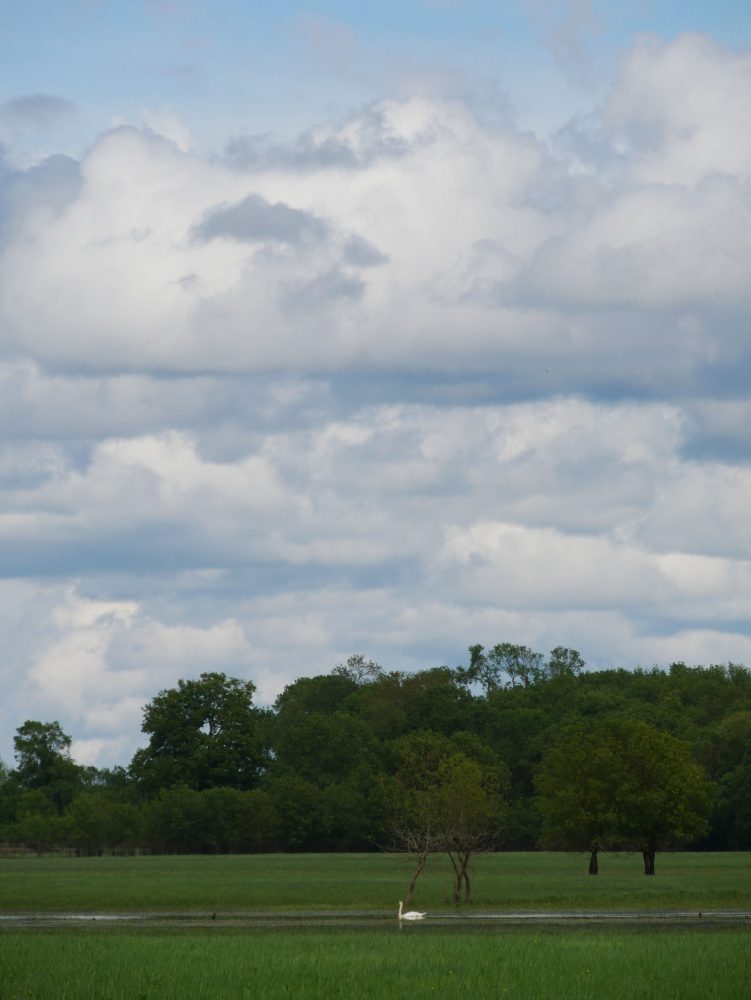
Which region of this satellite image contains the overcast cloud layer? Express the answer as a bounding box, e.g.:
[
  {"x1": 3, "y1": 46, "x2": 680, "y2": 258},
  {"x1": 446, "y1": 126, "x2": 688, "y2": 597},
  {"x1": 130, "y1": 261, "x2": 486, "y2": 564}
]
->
[{"x1": 2, "y1": 4, "x2": 751, "y2": 766}]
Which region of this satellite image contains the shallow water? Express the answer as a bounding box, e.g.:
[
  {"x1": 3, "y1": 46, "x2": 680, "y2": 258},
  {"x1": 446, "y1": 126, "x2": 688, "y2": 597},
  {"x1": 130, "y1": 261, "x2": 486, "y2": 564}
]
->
[{"x1": 2, "y1": 909, "x2": 750, "y2": 931}]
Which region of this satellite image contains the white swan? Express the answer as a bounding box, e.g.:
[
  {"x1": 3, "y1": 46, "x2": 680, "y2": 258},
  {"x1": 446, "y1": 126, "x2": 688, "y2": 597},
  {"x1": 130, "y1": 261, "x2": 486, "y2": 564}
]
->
[{"x1": 398, "y1": 900, "x2": 426, "y2": 921}]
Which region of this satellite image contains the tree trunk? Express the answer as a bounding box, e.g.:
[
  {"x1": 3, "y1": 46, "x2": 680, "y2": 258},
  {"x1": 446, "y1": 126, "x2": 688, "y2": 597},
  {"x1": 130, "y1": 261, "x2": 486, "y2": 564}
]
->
[
  {"x1": 458, "y1": 851, "x2": 472, "y2": 903},
  {"x1": 462, "y1": 866, "x2": 471, "y2": 903},
  {"x1": 448, "y1": 851, "x2": 473, "y2": 903},
  {"x1": 588, "y1": 848, "x2": 599, "y2": 875},
  {"x1": 447, "y1": 852, "x2": 462, "y2": 904},
  {"x1": 404, "y1": 850, "x2": 428, "y2": 906},
  {"x1": 642, "y1": 848, "x2": 656, "y2": 875}
]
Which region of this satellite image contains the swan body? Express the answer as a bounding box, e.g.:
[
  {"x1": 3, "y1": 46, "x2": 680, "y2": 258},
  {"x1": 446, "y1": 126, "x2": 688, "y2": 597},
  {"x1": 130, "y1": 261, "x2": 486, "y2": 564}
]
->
[{"x1": 398, "y1": 900, "x2": 426, "y2": 921}]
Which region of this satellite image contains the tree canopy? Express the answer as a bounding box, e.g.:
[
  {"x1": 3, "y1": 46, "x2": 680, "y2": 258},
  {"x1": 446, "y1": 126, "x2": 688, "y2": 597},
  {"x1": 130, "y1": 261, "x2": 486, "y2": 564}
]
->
[
  {"x1": 0, "y1": 647, "x2": 747, "y2": 864},
  {"x1": 129, "y1": 672, "x2": 267, "y2": 795},
  {"x1": 536, "y1": 718, "x2": 713, "y2": 874}
]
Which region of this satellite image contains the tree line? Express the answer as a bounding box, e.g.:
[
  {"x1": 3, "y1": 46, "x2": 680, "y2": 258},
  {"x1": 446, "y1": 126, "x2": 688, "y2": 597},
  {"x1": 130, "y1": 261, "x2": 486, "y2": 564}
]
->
[{"x1": 1, "y1": 648, "x2": 749, "y2": 880}]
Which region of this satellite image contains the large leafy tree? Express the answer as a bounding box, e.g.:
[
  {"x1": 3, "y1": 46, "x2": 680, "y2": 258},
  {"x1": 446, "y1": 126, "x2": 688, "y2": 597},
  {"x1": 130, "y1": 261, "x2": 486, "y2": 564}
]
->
[
  {"x1": 615, "y1": 721, "x2": 713, "y2": 874},
  {"x1": 274, "y1": 673, "x2": 358, "y2": 718},
  {"x1": 13, "y1": 720, "x2": 84, "y2": 814},
  {"x1": 464, "y1": 643, "x2": 545, "y2": 695},
  {"x1": 536, "y1": 719, "x2": 713, "y2": 874},
  {"x1": 536, "y1": 722, "x2": 632, "y2": 873},
  {"x1": 272, "y1": 711, "x2": 380, "y2": 786},
  {"x1": 130, "y1": 672, "x2": 267, "y2": 795}
]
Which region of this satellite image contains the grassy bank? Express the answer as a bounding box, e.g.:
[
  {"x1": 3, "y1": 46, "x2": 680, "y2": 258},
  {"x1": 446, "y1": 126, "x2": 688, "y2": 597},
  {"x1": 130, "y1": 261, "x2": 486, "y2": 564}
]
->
[
  {"x1": 1, "y1": 851, "x2": 749, "y2": 914},
  {"x1": 0, "y1": 927, "x2": 749, "y2": 999}
]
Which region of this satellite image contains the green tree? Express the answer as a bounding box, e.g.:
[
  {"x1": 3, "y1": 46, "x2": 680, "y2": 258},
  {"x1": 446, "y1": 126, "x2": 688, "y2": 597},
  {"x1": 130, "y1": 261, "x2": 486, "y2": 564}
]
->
[
  {"x1": 14, "y1": 790, "x2": 67, "y2": 852},
  {"x1": 104, "y1": 800, "x2": 146, "y2": 853},
  {"x1": 546, "y1": 647, "x2": 585, "y2": 679},
  {"x1": 464, "y1": 643, "x2": 545, "y2": 694},
  {"x1": 435, "y1": 752, "x2": 506, "y2": 903},
  {"x1": 272, "y1": 711, "x2": 379, "y2": 786},
  {"x1": 536, "y1": 722, "x2": 631, "y2": 874},
  {"x1": 195, "y1": 787, "x2": 279, "y2": 853},
  {"x1": 13, "y1": 720, "x2": 84, "y2": 814},
  {"x1": 274, "y1": 674, "x2": 358, "y2": 718},
  {"x1": 387, "y1": 731, "x2": 506, "y2": 903},
  {"x1": 63, "y1": 793, "x2": 123, "y2": 855},
  {"x1": 266, "y1": 773, "x2": 332, "y2": 851},
  {"x1": 0, "y1": 758, "x2": 17, "y2": 839},
  {"x1": 400, "y1": 667, "x2": 475, "y2": 734},
  {"x1": 615, "y1": 721, "x2": 714, "y2": 874},
  {"x1": 130, "y1": 672, "x2": 267, "y2": 795},
  {"x1": 268, "y1": 673, "x2": 386, "y2": 849},
  {"x1": 715, "y1": 751, "x2": 751, "y2": 849},
  {"x1": 331, "y1": 654, "x2": 384, "y2": 685},
  {"x1": 387, "y1": 731, "x2": 452, "y2": 905},
  {"x1": 145, "y1": 785, "x2": 205, "y2": 852},
  {"x1": 536, "y1": 719, "x2": 713, "y2": 875}
]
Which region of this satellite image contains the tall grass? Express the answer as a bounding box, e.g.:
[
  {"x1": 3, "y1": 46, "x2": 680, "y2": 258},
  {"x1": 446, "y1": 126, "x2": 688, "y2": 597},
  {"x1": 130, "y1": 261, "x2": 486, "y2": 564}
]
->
[
  {"x1": 1, "y1": 852, "x2": 749, "y2": 914},
  {"x1": 0, "y1": 928, "x2": 748, "y2": 999}
]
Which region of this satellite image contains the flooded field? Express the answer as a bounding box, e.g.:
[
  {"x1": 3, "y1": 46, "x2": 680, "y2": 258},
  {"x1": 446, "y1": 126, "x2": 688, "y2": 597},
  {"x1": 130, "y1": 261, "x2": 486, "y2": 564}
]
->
[{"x1": 3, "y1": 908, "x2": 750, "y2": 931}]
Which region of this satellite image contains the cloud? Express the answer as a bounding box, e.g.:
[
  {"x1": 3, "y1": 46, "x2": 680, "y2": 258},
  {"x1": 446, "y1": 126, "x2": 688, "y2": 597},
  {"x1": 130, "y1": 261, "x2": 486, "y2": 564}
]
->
[
  {"x1": 194, "y1": 193, "x2": 330, "y2": 245},
  {"x1": 2, "y1": 33, "x2": 751, "y2": 767},
  {"x1": 523, "y1": 0, "x2": 605, "y2": 86},
  {"x1": 514, "y1": 175, "x2": 751, "y2": 309},
  {"x1": 0, "y1": 394, "x2": 744, "y2": 597},
  {"x1": 224, "y1": 103, "x2": 417, "y2": 171},
  {"x1": 0, "y1": 154, "x2": 81, "y2": 244},
  {"x1": 342, "y1": 234, "x2": 389, "y2": 267},
  {"x1": 0, "y1": 58, "x2": 746, "y2": 393},
  {"x1": 0, "y1": 99, "x2": 555, "y2": 376},
  {"x1": 604, "y1": 33, "x2": 751, "y2": 186},
  {"x1": 141, "y1": 107, "x2": 193, "y2": 152},
  {"x1": 0, "y1": 584, "x2": 254, "y2": 766},
  {"x1": 0, "y1": 94, "x2": 77, "y2": 127},
  {"x1": 439, "y1": 520, "x2": 751, "y2": 623}
]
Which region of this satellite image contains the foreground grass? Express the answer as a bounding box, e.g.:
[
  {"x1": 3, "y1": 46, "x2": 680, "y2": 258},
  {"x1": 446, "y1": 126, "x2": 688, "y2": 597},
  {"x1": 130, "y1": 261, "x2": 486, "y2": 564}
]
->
[
  {"x1": 1, "y1": 851, "x2": 750, "y2": 913},
  {"x1": 1, "y1": 927, "x2": 749, "y2": 1000}
]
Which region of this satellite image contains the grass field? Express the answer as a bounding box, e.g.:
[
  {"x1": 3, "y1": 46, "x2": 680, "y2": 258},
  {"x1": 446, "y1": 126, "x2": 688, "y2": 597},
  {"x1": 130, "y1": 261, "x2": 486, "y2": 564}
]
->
[
  {"x1": 1, "y1": 850, "x2": 750, "y2": 913},
  {"x1": 1, "y1": 853, "x2": 749, "y2": 999},
  {"x1": 0, "y1": 927, "x2": 749, "y2": 1000}
]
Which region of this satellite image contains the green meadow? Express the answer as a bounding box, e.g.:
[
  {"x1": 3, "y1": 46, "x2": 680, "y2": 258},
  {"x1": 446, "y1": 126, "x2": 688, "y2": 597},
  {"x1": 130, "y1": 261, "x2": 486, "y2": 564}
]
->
[
  {"x1": 1, "y1": 851, "x2": 750, "y2": 913},
  {"x1": 1, "y1": 927, "x2": 750, "y2": 1000},
  {"x1": 1, "y1": 853, "x2": 749, "y2": 999}
]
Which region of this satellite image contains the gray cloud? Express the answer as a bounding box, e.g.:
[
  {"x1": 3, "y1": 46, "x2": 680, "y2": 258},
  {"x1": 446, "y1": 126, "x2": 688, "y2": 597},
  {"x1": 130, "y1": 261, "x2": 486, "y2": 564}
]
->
[
  {"x1": 343, "y1": 235, "x2": 389, "y2": 267},
  {"x1": 0, "y1": 93, "x2": 77, "y2": 126},
  {"x1": 224, "y1": 105, "x2": 413, "y2": 171},
  {"x1": 0, "y1": 154, "x2": 81, "y2": 243},
  {"x1": 283, "y1": 269, "x2": 366, "y2": 311},
  {"x1": 225, "y1": 132, "x2": 361, "y2": 171},
  {"x1": 193, "y1": 193, "x2": 330, "y2": 245},
  {"x1": 679, "y1": 399, "x2": 751, "y2": 464}
]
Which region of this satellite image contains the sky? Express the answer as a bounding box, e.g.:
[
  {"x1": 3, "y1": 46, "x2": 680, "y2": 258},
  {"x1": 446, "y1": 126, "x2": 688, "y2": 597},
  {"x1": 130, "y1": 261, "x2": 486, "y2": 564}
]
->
[{"x1": 2, "y1": 0, "x2": 751, "y2": 769}]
